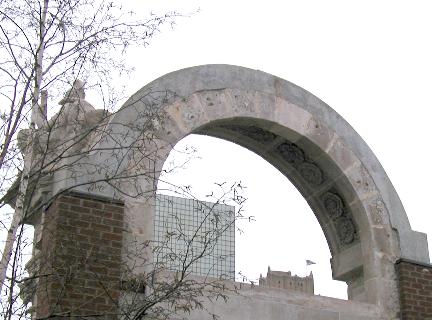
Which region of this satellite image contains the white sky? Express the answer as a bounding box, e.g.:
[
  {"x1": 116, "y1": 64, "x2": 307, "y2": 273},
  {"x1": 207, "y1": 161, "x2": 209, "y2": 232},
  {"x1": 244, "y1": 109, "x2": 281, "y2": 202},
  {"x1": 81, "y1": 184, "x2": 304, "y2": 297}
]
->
[{"x1": 115, "y1": 0, "x2": 432, "y2": 299}]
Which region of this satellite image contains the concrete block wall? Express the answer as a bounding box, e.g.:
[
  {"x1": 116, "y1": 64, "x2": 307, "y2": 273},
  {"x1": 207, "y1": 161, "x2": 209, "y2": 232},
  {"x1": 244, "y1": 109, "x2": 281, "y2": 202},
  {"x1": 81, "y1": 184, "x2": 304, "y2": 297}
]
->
[
  {"x1": 396, "y1": 259, "x2": 432, "y2": 319},
  {"x1": 34, "y1": 193, "x2": 124, "y2": 319}
]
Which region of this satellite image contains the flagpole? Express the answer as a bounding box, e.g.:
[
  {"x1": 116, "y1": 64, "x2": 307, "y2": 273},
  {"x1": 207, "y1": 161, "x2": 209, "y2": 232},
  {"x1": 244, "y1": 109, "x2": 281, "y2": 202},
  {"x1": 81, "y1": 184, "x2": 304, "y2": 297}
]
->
[{"x1": 305, "y1": 259, "x2": 316, "y2": 276}]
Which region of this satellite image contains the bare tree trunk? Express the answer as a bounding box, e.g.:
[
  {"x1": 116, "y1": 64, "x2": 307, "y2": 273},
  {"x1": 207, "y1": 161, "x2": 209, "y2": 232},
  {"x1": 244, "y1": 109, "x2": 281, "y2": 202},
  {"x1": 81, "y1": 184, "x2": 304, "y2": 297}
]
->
[
  {"x1": 0, "y1": 0, "x2": 49, "y2": 292},
  {"x1": 0, "y1": 211, "x2": 20, "y2": 291}
]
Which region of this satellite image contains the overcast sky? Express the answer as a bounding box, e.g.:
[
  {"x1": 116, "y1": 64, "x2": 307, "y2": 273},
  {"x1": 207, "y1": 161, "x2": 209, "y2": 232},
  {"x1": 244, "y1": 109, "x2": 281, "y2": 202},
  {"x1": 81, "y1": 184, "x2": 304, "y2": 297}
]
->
[{"x1": 118, "y1": 0, "x2": 432, "y2": 299}]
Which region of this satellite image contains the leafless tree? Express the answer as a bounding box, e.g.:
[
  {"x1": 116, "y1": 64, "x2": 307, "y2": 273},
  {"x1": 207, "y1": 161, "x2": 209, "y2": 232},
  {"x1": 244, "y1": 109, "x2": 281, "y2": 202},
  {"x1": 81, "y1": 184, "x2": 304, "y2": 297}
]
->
[
  {"x1": 120, "y1": 182, "x2": 246, "y2": 320},
  {"x1": 0, "y1": 0, "x2": 179, "y2": 287},
  {"x1": 0, "y1": 1, "x2": 251, "y2": 319}
]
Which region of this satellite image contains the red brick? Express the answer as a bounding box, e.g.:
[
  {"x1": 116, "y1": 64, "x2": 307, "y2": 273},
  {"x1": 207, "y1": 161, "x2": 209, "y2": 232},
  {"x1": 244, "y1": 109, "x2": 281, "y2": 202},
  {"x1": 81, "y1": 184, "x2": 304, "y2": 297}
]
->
[
  {"x1": 110, "y1": 241, "x2": 122, "y2": 248},
  {"x1": 92, "y1": 223, "x2": 112, "y2": 232},
  {"x1": 58, "y1": 202, "x2": 70, "y2": 209},
  {"x1": 102, "y1": 232, "x2": 122, "y2": 242},
  {"x1": 102, "y1": 218, "x2": 123, "y2": 227},
  {"x1": 83, "y1": 200, "x2": 104, "y2": 209},
  {"x1": 59, "y1": 196, "x2": 82, "y2": 205},
  {"x1": 397, "y1": 260, "x2": 432, "y2": 319},
  {"x1": 69, "y1": 219, "x2": 90, "y2": 228},
  {"x1": 80, "y1": 228, "x2": 101, "y2": 238},
  {"x1": 70, "y1": 205, "x2": 91, "y2": 213},
  {"x1": 92, "y1": 209, "x2": 113, "y2": 219},
  {"x1": 105, "y1": 204, "x2": 124, "y2": 214},
  {"x1": 112, "y1": 213, "x2": 123, "y2": 221},
  {"x1": 34, "y1": 193, "x2": 124, "y2": 319},
  {"x1": 81, "y1": 213, "x2": 102, "y2": 223}
]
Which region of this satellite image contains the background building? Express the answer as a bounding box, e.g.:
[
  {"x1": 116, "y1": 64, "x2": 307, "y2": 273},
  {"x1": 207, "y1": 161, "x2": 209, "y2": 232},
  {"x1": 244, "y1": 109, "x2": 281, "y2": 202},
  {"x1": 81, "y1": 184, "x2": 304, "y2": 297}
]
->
[
  {"x1": 259, "y1": 266, "x2": 314, "y2": 295},
  {"x1": 154, "y1": 194, "x2": 235, "y2": 280}
]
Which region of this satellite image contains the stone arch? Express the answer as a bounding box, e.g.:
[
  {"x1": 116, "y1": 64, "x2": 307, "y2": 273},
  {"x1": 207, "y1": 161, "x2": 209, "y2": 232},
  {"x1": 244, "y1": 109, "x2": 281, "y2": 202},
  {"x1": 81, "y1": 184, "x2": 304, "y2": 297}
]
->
[{"x1": 63, "y1": 64, "x2": 428, "y2": 318}]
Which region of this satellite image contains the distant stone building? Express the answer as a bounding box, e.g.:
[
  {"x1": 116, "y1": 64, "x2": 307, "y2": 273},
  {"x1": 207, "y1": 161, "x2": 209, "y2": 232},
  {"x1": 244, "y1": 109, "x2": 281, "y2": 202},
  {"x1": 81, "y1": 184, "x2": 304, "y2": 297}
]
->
[{"x1": 259, "y1": 266, "x2": 314, "y2": 294}]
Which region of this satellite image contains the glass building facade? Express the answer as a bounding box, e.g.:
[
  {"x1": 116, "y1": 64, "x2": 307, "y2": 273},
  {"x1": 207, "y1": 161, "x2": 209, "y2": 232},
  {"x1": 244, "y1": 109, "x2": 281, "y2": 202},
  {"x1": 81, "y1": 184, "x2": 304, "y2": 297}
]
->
[{"x1": 154, "y1": 194, "x2": 235, "y2": 280}]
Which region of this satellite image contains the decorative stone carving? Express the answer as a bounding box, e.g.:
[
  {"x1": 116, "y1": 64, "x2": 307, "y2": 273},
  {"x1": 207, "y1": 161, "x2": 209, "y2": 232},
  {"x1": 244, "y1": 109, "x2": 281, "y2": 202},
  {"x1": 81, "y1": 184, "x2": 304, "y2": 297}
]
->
[
  {"x1": 196, "y1": 91, "x2": 226, "y2": 121},
  {"x1": 335, "y1": 216, "x2": 356, "y2": 245},
  {"x1": 276, "y1": 142, "x2": 305, "y2": 164},
  {"x1": 298, "y1": 163, "x2": 323, "y2": 186},
  {"x1": 368, "y1": 198, "x2": 385, "y2": 225},
  {"x1": 219, "y1": 126, "x2": 358, "y2": 248},
  {"x1": 322, "y1": 192, "x2": 344, "y2": 219},
  {"x1": 221, "y1": 125, "x2": 276, "y2": 143},
  {"x1": 229, "y1": 89, "x2": 255, "y2": 114},
  {"x1": 243, "y1": 126, "x2": 276, "y2": 143},
  {"x1": 182, "y1": 104, "x2": 204, "y2": 129}
]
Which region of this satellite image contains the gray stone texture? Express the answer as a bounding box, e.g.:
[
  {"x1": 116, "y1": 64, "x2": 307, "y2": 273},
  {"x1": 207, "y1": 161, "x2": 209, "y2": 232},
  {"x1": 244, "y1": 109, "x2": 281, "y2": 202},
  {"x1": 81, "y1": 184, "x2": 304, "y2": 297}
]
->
[{"x1": 181, "y1": 284, "x2": 382, "y2": 320}]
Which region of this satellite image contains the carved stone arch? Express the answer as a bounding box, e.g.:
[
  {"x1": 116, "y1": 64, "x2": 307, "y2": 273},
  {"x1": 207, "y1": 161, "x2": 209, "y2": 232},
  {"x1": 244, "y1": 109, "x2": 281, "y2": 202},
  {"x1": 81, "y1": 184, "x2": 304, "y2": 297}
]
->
[{"x1": 56, "y1": 64, "x2": 429, "y2": 318}]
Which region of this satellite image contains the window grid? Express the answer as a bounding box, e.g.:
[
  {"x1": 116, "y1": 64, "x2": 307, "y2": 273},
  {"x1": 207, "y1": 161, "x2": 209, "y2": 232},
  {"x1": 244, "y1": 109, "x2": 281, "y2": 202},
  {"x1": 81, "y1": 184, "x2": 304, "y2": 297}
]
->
[{"x1": 154, "y1": 194, "x2": 235, "y2": 280}]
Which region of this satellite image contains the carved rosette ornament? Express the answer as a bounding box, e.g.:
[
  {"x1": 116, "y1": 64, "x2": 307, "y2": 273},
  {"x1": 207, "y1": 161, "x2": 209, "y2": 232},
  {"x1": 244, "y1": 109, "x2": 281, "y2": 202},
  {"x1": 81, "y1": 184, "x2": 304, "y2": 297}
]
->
[
  {"x1": 242, "y1": 126, "x2": 277, "y2": 143},
  {"x1": 335, "y1": 217, "x2": 356, "y2": 245},
  {"x1": 322, "y1": 192, "x2": 344, "y2": 219},
  {"x1": 298, "y1": 163, "x2": 323, "y2": 186},
  {"x1": 322, "y1": 192, "x2": 356, "y2": 245},
  {"x1": 220, "y1": 125, "x2": 277, "y2": 143},
  {"x1": 276, "y1": 142, "x2": 305, "y2": 164},
  {"x1": 219, "y1": 125, "x2": 357, "y2": 247}
]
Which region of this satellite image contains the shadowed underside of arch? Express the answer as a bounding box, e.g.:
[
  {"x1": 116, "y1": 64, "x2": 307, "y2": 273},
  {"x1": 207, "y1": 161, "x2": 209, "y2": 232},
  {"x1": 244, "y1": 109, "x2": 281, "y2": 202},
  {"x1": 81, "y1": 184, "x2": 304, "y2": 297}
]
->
[
  {"x1": 196, "y1": 118, "x2": 361, "y2": 256},
  {"x1": 66, "y1": 64, "x2": 429, "y2": 318}
]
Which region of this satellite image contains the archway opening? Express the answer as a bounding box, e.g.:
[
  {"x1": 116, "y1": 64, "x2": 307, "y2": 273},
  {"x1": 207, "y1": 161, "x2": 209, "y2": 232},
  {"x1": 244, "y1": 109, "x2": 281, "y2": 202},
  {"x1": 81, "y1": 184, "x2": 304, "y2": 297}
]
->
[
  {"x1": 157, "y1": 133, "x2": 348, "y2": 299},
  {"x1": 96, "y1": 63, "x2": 423, "y2": 317}
]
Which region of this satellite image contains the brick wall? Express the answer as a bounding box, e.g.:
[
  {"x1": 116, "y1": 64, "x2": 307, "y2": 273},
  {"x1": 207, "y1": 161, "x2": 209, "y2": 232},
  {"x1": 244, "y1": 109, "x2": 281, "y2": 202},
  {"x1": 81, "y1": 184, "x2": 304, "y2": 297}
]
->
[
  {"x1": 396, "y1": 259, "x2": 432, "y2": 319},
  {"x1": 35, "y1": 192, "x2": 124, "y2": 319}
]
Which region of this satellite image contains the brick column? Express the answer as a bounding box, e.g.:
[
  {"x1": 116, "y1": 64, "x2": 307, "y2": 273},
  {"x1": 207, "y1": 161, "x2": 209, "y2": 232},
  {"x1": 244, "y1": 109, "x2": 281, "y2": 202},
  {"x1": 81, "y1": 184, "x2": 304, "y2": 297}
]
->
[
  {"x1": 34, "y1": 192, "x2": 124, "y2": 319},
  {"x1": 396, "y1": 259, "x2": 432, "y2": 319}
]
